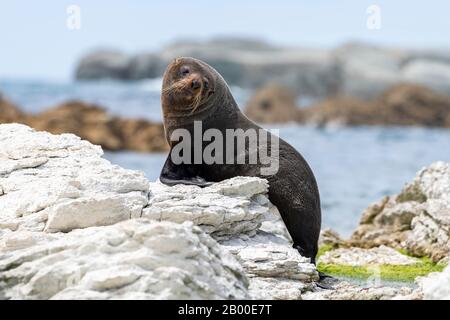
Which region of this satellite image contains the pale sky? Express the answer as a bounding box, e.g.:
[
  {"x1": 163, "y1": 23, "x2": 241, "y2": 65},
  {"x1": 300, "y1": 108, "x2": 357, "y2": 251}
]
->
[{"x1": 0, "y1": 0, "x2": 449, "y2": 80}]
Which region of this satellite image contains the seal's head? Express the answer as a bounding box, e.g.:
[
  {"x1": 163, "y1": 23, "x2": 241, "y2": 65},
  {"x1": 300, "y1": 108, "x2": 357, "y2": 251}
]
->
[{"x1": 161, "y1": 57, "x2": 217, "y2": 117}]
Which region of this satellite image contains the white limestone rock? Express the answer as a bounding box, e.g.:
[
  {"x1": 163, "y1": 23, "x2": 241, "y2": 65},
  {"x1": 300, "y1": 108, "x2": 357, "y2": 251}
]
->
[
  {"x1": 0, "y1": 219, "x2": 249, "y2": 300},
  {"x1": 143, "y1": 177, "x2": 318, "y2": 300},
  {"x1": 248, "y1": 277, "x2": 307, "y2": 300},
  {"x1": 5, "y1": 124, "x2": 450, "y2": 301},
  {"x1": 303, "y1": 281, "x2": 415, "y2": 300},
  {"x1": 0, "y1": 124, "x2": 318, "y2": 300},
  {"x1": 260, "y1": 206, "x2": 293, "y2": 242},
  {"x1": 402, "y1": 162, "x2": 450, "y2": 261},
  {"x1": 405, "y1": 161, "x2": 450, "y2": 204},
  {"x1": 417, "y1": 265, "x2": 450, "y2": 300},
  {"x1": 143, "y1": 177, "x2": 270, "y2": 239},
  {"x1": 318, "y1": 246, "x2": 419, "y2": 266},
  {"x1": 0, "y1": 124, "x2": 149, "y2": 233},
  {"x1": 351, "y1": 162, "x2": 450, "y2": 262},
  {"x1": 221, "y1": 233, "x2": 318, "y2": 300},
  {"x1": 221, "y1": 233, "x2": 317, "y2": 280},
  {"x1": 407, "y1": 200, "x2": 450, "y2": 262}
]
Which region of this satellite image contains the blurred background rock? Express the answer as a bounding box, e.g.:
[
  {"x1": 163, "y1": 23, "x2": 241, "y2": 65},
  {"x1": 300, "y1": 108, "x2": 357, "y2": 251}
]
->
[{"x1": 75, "y1": 41, "x2": 450, "y2": 100}]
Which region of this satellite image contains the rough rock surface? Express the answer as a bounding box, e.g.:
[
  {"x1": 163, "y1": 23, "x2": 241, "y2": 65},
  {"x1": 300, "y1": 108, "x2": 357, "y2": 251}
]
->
[
  {"x1": 319, "y1": 228, "x2": 345, "y2": 248},
  {"x1": 318, "y1": 246, "x2": 419, "y2": 266},
  {"x1": 143, "y1": 177, "x2": 320, "y2": 299},
  {"x1": 3, "y1": 124, "x2": 448, "y2": 300},
  {"x1": 315, "y1": 162, "x2": 450, "y2": 300},
  {"x1": 0, "y1": 124, "x2": 149, "y2": 233},
  {"x1": 143, "y1": 177, "x2": 270, "y2": 238},
  {"x1": 0, "y1": 124, "x2": 318, "y2": 300},
  {"x1": 303, "y1": 280, "x2": 416, "y2": 300},
  {"x1": 221, "y1": 233, "x2": 317, "y2": 299},
  {"x1": 417, "y1": 265, "x2": 450, "y2": 300},
  {"x1": 0, "y1": 220, "x2": 248, "y2": 300},
  {"x1": 350, "y1": 161, "x2": 450, "y2": 263}
]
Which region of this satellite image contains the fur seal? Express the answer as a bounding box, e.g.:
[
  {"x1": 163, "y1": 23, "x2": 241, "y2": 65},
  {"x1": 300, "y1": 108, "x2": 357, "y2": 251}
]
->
[{"x1": 159, "y1": 57, "x2": 321, "y2": 263}]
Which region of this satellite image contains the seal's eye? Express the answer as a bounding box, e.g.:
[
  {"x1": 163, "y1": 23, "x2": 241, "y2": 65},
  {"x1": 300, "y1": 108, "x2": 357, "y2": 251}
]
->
[{"x1": 180, "y1": 66, "x2": 190, "y2": 76}]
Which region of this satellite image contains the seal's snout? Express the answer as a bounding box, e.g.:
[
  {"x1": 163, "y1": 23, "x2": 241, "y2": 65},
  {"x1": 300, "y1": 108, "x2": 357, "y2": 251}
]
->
[
  {"x1": 191, "y1": 78, "x2": 201, "y2": 90},
  {"x1": 190, "y1": 77, "x2": 211, "y2": 92}
]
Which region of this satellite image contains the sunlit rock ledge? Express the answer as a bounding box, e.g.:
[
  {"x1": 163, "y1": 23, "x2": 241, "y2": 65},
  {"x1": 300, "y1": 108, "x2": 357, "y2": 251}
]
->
[{"x1": 1, "y1": 124, "x2": 449, "y2": 300}]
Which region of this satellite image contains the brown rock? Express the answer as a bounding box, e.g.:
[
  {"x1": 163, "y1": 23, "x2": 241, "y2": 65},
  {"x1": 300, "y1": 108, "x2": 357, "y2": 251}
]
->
[
  {"x1": 1, "y1": 98, "x2": 168, "y2": 153},
  {"x1": 117, "y1": 118, "x2": 167, "y2": 152},
  {"x1": 26, "y1": 101, "x2": 168, "y2": 152},
  {"x1": 302, "y1": 96, "x2": 370, "y2": 126},
  {"x1": 27, "y1": 101, "x2": 123, "y2": 150},
  {"x1": 302, "y1": 84, "x2": 450, "y2": 127},
  {"x1": 373, "y1": 84, "x2": 450, "y2": 127},
  {"x1": 244, "y1": 84, "x2": 301, "y2": 123},
  {"x1": 0, "y1": 96, "x2": 24, "y2": 123}
]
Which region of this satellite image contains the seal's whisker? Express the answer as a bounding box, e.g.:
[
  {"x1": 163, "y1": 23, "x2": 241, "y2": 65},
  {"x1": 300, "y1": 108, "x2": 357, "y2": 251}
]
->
[
  {"x1": 189, "y1": 82, "x2": 204, "y2": 114},
  {"x1": 162, "y1": 80, "x2": 189, "y2": 94},
  {"x1": 162, "y1": 82, "x2": 180, "y2": 93}
]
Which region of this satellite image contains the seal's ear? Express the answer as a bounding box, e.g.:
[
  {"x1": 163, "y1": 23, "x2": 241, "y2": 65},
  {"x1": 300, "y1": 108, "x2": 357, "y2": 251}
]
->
[{"x1": 173, "y1": 57, "x2": 182, "y2": 66}]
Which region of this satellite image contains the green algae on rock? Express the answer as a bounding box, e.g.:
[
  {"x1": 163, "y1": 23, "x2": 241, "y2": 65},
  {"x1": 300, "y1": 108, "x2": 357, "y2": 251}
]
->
[{"x1": 317, "y1": 245, "x2": 446, "y2": 282}]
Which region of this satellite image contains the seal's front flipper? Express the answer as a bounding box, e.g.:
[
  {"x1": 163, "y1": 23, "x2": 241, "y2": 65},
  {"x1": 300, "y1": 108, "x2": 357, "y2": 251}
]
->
[
  {"x1": 190, "y1": 176, "x2": 214, "y2": 187},
  {"x1": 160, "y1": 175, "x2": 213, "y2": 187},
  {"x1": 316, "y1": 272, "x2": 338, "y2": 290},
  {"x1": 159, "y1": 155, "x2": 213, "y2": 187},
  {"x1": 315, "y1": 281, "x2": 335, "y2": 290},
  {"x1": 318, "y1": 271, "x2": 336, "y2": 281}
]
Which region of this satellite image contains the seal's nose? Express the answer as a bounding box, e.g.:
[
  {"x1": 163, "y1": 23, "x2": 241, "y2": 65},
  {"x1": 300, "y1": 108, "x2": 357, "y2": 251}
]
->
[{"x1": 191, "y1": 79, "x2": 201, "y2": 90}]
